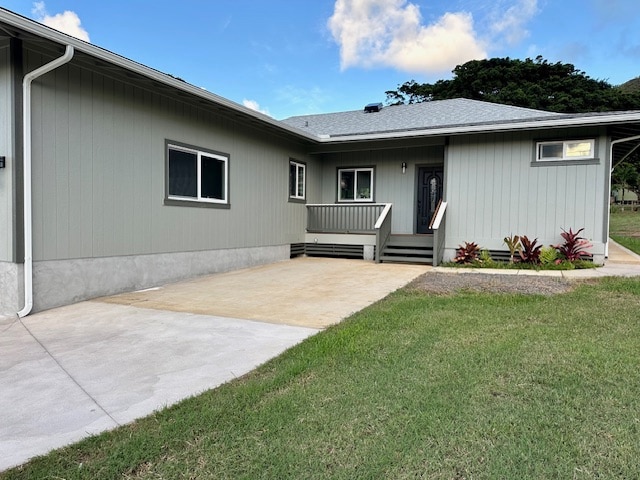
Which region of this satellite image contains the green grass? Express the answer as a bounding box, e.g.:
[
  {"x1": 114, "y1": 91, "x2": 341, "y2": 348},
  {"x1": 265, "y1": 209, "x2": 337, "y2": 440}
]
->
[
  {"x1": 610, "y1": 209, "x2": 640, "y2": 255},
  {"x1": 4, "y1": 278, "x2": 640, "y2": 479}
]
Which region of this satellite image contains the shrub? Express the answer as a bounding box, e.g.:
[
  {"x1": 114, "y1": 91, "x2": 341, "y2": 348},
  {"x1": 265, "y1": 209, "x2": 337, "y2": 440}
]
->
[
  {"x1": 503, "y1": 234, "x2": 521, "y2": 263},
  {"x1": 554, "y1": 227, "x2": 592, "y2": 261},
  {"x1": 539, "y1": 246, "x2": 559, "y2": 266},
  {"x1": 476, "y1": 249, "x2": 496, "y2": 267},
  {"x1": 519, "y1": 236, "x2": 542, "y2": 264},
  {"x1": 454, "y1": 242, "x2": 480, "y2": 264}
]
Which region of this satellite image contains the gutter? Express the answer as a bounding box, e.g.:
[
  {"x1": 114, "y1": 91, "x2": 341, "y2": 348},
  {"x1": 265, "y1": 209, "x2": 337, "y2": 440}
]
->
[{"x1": 17, "y1": 45, "x2": 74, "y2": 318}]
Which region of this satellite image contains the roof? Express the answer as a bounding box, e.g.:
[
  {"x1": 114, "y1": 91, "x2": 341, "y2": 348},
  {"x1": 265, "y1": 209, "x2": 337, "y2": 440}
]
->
[
  {"x1": 0, "y1": 7, "x2": 318, "y2": 144},
  {"x1": 2, "y1": 6, "x2": 640, "y2": 155},
  {"x1": 281, "y1": 99, "x2": 561, "y2": 137}
]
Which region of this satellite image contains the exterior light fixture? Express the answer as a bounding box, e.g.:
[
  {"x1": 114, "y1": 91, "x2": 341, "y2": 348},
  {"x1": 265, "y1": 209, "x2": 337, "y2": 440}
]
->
[
  {"x1": 401, "y1": 162, "x2": 407, "y2": 174},
  {"x1": 0, "y1": 156, "x2": 5, "y2": 168}
]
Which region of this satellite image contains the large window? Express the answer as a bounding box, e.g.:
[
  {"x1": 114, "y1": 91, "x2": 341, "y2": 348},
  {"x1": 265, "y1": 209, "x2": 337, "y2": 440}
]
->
[
  {"x1": 536, "y1": 139, "x2": 595, "y2": 162},
  {"x1": 338, "y1": 167, "x2": 374, "y2": 202},
  {"x1": 167, "y1": 143, "x2": 228, "y2": 205},
  {"x1": 289, "y1": 160, "x2": 306, "y2": 201}
]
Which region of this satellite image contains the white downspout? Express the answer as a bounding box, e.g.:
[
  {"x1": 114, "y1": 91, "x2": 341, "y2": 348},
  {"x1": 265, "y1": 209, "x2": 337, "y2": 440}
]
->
[
  {"x1": 605, "y1": 133, "x2": 640, "y2": 259},
  {"x1": 17, "y1": 45, "x2": 74, "y2": 318}
]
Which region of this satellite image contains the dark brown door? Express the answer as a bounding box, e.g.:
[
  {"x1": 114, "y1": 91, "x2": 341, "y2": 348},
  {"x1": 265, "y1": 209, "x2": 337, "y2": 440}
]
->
[{"x1": 417, "y1": 166, "x2": 443, "y2": 234}]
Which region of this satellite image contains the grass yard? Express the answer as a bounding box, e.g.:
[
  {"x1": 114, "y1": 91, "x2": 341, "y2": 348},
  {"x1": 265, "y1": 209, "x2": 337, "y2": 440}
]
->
[
  {"x1": 3, "y1": 277, "x2": 640, "y2": 479},
  {"x1": 610, "y1": 208, "x2": 640, "y2": 254}
]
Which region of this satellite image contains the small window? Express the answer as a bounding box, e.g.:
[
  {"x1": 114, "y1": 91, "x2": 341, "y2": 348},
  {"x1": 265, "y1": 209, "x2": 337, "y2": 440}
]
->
[
  {"x1": 289, "y1": 160, "x2": 306, "y2": 201},
  {"x1": 338, "y1": 167, "x2": 374, "y2": 202},
  {"x1": 537, "y1": 139, "x2": 595, "y2": 161},
  {"x1": 167, "y1": 143, "x2": 228, "y2": 204}
]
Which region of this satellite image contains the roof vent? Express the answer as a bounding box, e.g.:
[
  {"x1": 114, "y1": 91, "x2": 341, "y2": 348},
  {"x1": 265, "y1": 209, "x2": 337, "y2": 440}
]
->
[{"x1": 364, "y1": 102, "x2": 383, "y2": 113}]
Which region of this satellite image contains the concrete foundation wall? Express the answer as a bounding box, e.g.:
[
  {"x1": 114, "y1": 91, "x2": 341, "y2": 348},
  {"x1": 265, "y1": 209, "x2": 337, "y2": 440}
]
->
[
  {"x1": 0, "y1": 261, "x2": 21, "y2": 314},
  {"x1": 29, "y1": 245, "x2": 289, "y2": 313}
]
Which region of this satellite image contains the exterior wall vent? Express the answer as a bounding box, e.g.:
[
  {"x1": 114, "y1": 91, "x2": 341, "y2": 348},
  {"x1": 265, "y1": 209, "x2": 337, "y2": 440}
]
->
[{"x1": 364, "y1": 102, "x2": 383, "y2": 113}]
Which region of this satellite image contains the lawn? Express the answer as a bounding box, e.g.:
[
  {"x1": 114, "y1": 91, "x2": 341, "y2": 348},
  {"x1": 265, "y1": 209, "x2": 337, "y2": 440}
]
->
[
  {"x1": 610, "y1": 208, "x2": 640, "y2": 254},
  {"x1": 3, "y1": 278, "x2": 640, "y2": 479}
]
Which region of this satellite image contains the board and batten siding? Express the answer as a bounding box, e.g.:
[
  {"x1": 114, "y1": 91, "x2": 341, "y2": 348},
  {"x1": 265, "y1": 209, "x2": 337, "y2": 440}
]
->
[
  {"x1": 0, "y1": 39, "x2": 15, "y2": 263},
  {"x1": 319, "y1": 145, "x2": 445, "y2": 233},
  {"x1": 445, "y1": 129, "x2": 609, "y2": 259},
  {"x1": 24, "y1": 48, "x2": 316, "y2": 263}
]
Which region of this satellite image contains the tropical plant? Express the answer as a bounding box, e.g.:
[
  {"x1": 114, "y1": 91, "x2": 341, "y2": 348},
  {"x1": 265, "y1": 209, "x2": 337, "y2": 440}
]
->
[
  {"x1": 518, "y1": 236, "x2": 542, "y2": 264},
  {"x1": 454, "y1": 242, "x2": 480, "y2": 264},
  {"x1": 503, "y1": 234, "x2": 521, "y2": 263},
  {"x1": 554, "y1": 227, "x2": 592, "y2": 261},
  {"x1": 539, "y1": 245, "x2": 559, "y2": 265}
]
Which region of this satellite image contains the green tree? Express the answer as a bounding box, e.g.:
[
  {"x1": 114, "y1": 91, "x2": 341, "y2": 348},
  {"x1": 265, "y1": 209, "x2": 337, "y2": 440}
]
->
[
  {"x1": 613, "y1": 161, "x2": 640, "y2": 203},
  {"x1": 386, "y1": 56, "x2": 640, "y2": 113}
]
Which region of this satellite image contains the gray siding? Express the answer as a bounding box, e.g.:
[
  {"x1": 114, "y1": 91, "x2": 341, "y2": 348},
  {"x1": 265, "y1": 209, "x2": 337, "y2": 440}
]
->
[
  {"x1": 445, "y1": 129, "x2": 609, "y2": 257},
  {"x1": 319, "y1": 145, "x2": 445, "y2": 233},
  {"x1": 0, "y1": 39, "x2": 13, "y2": 262},
  {"x1": 25, "y1": 48, "x2": 318, "y2": 262}
]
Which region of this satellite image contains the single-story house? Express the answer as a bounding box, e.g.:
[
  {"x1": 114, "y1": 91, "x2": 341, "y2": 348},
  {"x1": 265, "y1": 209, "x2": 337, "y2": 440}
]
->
[{"x1": 2, "y1": 8, "x2": 640, "y2": 316}]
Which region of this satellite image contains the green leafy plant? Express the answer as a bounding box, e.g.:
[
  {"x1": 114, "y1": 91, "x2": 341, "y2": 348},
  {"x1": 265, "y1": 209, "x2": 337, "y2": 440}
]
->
[
  {"x1": 454, "y1": 241, "x2": 480, "y2": 264},
  {"x1": 477, "y1": 249, "x2": 495, "y2": 266},
  {"x1": 503, "y1": 234, "x2": 521, "y2": 263},
  {"x1": 519, "y1": 235, "x2": 542, "y2": 264},
  {"x1": 554, "y1": 227, "x2": 592, "y2": 261},
  {"x1": 539, "y1": 245, "x2": 559, "y2": 265}
]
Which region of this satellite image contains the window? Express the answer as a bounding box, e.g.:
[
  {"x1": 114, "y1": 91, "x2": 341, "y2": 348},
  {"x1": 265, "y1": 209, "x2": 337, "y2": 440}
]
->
[
  {"x1": 338, "y1": 167, "x2": 374, "y2": 202},
  {"x1": 167, "y1": 143, "x2": 228, "y2": 205},
  {"x1": 289, "y1": 160, "x2": 306, "y2": 201},
  {"x1": 536, "y1": 139, "x2": 595, "y2": 161}
]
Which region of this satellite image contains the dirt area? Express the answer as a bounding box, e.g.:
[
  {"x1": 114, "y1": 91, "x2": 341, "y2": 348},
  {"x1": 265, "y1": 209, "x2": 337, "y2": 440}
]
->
[{"x1": 407, "y1": 271, "x2": 577, "y2": 296}]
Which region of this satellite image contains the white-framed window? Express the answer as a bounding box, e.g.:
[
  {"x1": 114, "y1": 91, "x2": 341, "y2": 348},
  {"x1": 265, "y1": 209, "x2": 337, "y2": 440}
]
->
[
  {"x1": 289, "y1": 160, "x2": 306, "y2": 201},
  {"x1": 167, "y1": 143, "x2": 228, "y2": 205},
  {"x1": 536, "y1": 139, "x2": 595, "y2": 161},
  {"x1": 338, "y1": 167, "x2": 374, "y2": 202}
]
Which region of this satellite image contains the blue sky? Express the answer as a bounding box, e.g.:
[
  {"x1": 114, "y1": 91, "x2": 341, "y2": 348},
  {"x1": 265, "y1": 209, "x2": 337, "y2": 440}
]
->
[{"x1": 2, "y1": 0, "x2": 640, "y2": 119}]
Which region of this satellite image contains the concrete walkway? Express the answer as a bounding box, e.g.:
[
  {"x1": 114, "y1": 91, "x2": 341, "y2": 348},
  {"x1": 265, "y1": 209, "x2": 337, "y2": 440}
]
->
[{"x1": 0, "y1": 257, "x2": 427, "y2": 471}]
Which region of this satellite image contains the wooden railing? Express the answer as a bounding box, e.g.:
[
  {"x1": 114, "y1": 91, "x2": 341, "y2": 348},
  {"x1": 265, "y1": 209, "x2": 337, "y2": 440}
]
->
[
  {"x1": 306, "y1": 204, "x2": 387, "y2": 233},
  {"x1": 374, "y1": 204, "x2": 393, "y2": 263},
  {"x1": 429, "y1": 201, "x2": 448, "y2": 266}
]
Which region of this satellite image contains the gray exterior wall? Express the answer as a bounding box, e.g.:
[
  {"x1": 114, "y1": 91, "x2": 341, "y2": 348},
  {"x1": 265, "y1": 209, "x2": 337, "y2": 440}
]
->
[
  {"x1": 445, "y1": 128, "x2": 609, "y2": 262},
  {"x1": 0, "y1": 39, "x2": 14, "y2": 263},
  {"x1": 0, "y1": 47, "x2": 322, "y2": 313},
  {"x1": 318, "y1": 145, "x2": 445, "y2": 233}
]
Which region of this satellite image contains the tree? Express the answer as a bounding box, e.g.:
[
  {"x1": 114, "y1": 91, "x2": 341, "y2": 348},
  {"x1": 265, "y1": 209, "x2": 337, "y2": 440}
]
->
[
  {"x1": 612, "y1": 161, "x2": 640, "y2": 203},
  {"x1": 385, "y1": 56, "x2": 640, "y2": 113}
]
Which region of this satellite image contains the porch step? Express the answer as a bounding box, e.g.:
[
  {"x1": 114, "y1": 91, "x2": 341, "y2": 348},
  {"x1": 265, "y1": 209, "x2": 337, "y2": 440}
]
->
[{"x1": 381, "y1": 239, "x2": 433, "y2": 265}]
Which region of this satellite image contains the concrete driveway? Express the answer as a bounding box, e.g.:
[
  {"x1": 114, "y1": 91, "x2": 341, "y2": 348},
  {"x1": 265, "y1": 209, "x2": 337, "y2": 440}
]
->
[{"x1": 0, "y1": 257, "x2": 428, "y2": 471}]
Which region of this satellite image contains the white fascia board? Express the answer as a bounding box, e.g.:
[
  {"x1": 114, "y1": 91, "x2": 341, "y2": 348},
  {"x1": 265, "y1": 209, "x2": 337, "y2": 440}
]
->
[{"x1": 0, "y1": 9, "x2": 319, "y2": 142}]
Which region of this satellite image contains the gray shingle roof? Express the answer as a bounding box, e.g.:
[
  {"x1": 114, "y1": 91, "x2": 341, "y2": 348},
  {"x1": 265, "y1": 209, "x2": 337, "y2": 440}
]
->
[{"x1": 281, "y1": 98, "x2": 561, "y2": 137}]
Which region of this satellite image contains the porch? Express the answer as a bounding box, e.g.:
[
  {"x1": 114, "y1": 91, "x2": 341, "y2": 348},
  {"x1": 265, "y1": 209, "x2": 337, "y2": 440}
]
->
[{"x1": 293, "y1": 203, "x2": 447, "y2": 266}]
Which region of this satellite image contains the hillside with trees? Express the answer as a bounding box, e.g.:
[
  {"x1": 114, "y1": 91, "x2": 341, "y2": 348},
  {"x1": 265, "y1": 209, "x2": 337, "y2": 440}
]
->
[{"x1": 385, "y1": 56, "x2": 640, "y2": 113}]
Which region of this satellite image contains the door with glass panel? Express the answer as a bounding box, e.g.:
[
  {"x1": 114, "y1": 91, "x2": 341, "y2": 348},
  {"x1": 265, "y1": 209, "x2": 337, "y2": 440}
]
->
[{"x1": 416, "y1": 166, "x2": 443, "y2": 234}]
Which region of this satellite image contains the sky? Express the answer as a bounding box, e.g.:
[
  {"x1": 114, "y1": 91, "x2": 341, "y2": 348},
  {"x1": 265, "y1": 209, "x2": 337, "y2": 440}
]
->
[{"x1": 2, "y1": 0, "x2": 640, "y2": 119}]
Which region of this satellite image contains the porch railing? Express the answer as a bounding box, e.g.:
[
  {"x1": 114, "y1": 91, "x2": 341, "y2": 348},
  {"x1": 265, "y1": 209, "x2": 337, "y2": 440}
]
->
[
  {"x1": 374, "y1": 204, "x2": 393, "y2": 263},
  {"x1": 429, "y1": 201, "x2": 448, "y2": 266},
  {"x1": 306, "y1": 203, "x2": 387, "y2": 233}
]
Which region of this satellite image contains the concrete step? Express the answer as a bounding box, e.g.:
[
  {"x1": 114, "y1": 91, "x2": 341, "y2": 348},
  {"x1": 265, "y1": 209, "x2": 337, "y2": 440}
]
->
[{"x1": 380, "y1": 255, "x2": 433, "y2": 264}]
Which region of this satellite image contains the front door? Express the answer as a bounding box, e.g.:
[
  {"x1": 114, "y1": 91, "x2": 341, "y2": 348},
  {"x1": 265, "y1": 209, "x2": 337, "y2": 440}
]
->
[{"x1": 416, "y1": 166, "x2": 443, "y2": 234}]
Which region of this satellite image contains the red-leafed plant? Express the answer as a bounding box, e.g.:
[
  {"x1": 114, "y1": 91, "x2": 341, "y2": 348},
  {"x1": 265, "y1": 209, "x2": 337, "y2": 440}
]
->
[
  {"x1": 518, "y1": 236, "x2": 541, "y2": 264},
  {"x1": 554, "y1": 227, "x2": 592, "y2": 261},
  {"x1": 454, "y1": 242, "x2": 480, "y2": 264}
]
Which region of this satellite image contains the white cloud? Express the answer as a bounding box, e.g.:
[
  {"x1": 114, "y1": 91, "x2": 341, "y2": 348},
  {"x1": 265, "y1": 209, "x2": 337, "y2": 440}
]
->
[
  {"x1": 243, "y1": 99, "x2": 271, "y2": 117},
  {"x1": 328, "y1": 0, "x2": 487, "y2": 75},
  {"x1": 32, "y1": 1, "x2": 90, "y2": 42},
  {"x1": 489, "y1": 0, "x2": 539, "y2": 46}
]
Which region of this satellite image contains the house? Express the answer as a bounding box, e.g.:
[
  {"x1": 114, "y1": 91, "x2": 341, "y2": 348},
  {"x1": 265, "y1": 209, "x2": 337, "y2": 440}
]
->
[{"x1": 2, "y1": 7, "x2": 640, "y2": 316}]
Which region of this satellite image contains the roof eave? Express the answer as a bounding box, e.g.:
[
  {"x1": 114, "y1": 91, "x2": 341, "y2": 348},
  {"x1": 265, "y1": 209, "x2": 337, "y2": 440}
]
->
[
  {"x1": 0, "y1": 8, "x2": 319, "y2": 143},
  {"x1": 318, "y1": 112, "x2": 640, "y2": 143}
]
